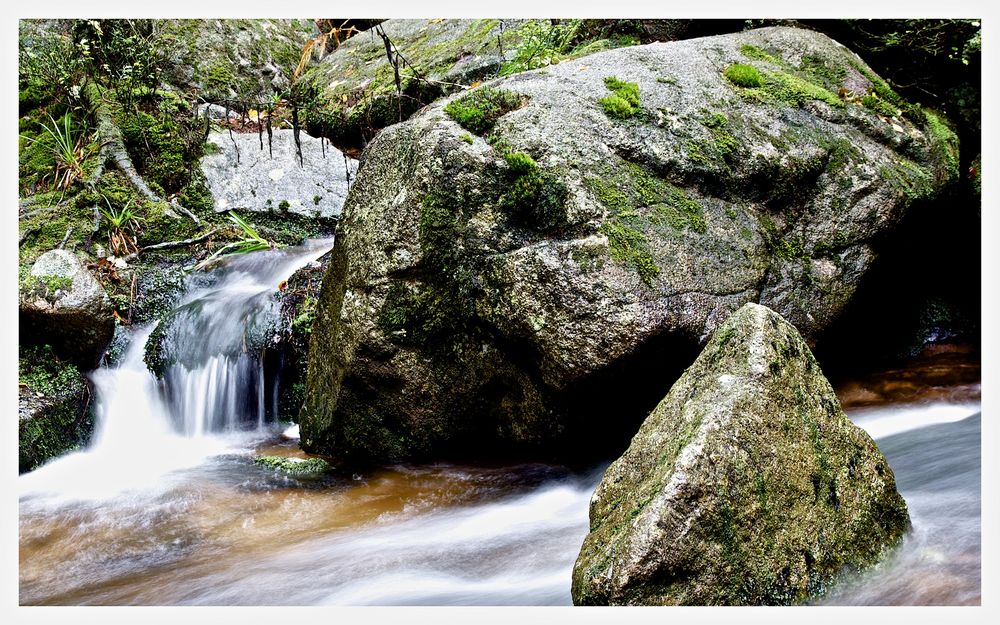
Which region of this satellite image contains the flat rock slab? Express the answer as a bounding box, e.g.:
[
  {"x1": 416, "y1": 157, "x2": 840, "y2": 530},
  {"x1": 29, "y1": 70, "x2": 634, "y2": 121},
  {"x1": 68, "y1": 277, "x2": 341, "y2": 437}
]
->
[{"x1": 201, "y1": 129, "x2": 359, "y2": 219}]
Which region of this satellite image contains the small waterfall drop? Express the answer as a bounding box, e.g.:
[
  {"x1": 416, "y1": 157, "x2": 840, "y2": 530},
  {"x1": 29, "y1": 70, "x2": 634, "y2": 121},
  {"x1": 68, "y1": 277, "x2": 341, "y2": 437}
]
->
[{"x1": 19, "y1": 237, "x2": 334, "y2": 500}]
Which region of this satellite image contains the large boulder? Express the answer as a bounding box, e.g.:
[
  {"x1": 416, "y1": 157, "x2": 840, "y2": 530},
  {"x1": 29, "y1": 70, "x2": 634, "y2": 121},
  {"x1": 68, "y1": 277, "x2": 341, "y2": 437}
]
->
[
  {"x1": 571, "y1": 303, "x2": 910, "y2": 605},
  {"x1": 300, "y1": 26, "x2": 958, "y2": 464},
  {"x1": 19, "y1": 249, "x2": 115, "y2": 369},
  {"x1": 201, "y1": 129, "x2": 358, "y2": 218}
]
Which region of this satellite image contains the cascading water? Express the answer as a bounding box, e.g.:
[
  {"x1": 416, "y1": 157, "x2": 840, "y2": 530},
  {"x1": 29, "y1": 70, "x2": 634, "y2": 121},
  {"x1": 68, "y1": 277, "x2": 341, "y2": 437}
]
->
[
  {"x1": 18, "y1": 244, "x2": 981, "y2": 605},
  {"x1": 18, "y1": 237, "x2": 335, "y2": 501},
  {"x1": 150, "y1": 240, "x2": 331, "y2": 436}
]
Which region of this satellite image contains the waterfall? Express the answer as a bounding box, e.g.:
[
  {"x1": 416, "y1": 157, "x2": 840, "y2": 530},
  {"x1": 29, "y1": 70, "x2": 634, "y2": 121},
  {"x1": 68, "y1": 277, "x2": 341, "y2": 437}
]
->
[{"x1": 19, "y1": 237, "x2": 334, "y2": 500}]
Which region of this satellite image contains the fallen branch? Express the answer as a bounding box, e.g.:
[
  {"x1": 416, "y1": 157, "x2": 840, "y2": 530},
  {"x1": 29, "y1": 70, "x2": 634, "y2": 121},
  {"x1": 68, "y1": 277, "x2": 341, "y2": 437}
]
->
[
  {"x1": 19, "y1": 205, "x2": 58, "y2": 221},
  {"x1": 139, "y1": 228, "x2": 218, "y2": 252}
]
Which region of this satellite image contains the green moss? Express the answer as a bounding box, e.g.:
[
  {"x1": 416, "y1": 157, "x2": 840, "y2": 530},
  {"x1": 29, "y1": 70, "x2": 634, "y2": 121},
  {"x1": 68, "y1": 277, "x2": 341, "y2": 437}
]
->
[
  {"x1": 773, "y1": 235, "x2": 808, "y2": 261},
  {"x1": 724, "y1": 63, "x2": 763, "y2": 88},
  {"x1": 862, "y1": 94, "x2": 900, "y2": 117},
  {"x1": 820, "y1": 137, "x2": 861, "y2": 176},
  {"x1": 702, "y1": 112, "x2": 729, "y2": 129},
  {"x1": 798, "y1": 54, "x2": 847, "y2": 89},
  {"x1": 376, "y1": 191, "x2": 479, "y2": 347},
  {"x1": 253, "y1": 455, "x2": 333, "y2": 475},
  {"x1": 486, "y1": 133, "x2": 514, "y2": 155},
  {"x1": 278, "y1": 200, "x2": 291, "y2": 211},
  {"x1": 651, "y1": 187, "x2": 707, "y2": 234},
  {"x1": 137, "y1": 201, "x2": 198, "y2": 248},
  {"x1": 880, "y1": 158, "x2": 936, "y2": 201},
  {"x1": 739, "y1": 44, "x2": 785, "y2": 66},
  {"x1": 604, "y1": 76, "x2": 640, "y2": 107},
  {"x1": 292, "y1": 295, "x2": 317, "y2": 334},
  {"x1": 600, "y1": 95, "x2": 636, "y2": 119},
  {"x1": 313, "y1": 195, "x2": 322, "y2": 205},
  {"x1": 601, "y1": 217, "x2": 660, "y2": 285},
  {"x1": 203, "y1": 58, "x2": 236, "y2": 99},
  {"x1": 586, "y1": 154, "x2": 712, "y2": 282},
  {"x1": 922, "y1": 110, "x2": 960, "y2": 180},
  {"x1": 504, "y1": 151, "x2": 538, "y2": 175},
  {"x1": 118, "y1": 105, "x2": 205, "y2": 196},
  {"x1": 761, "y1": 71, "x2": 844, "y2": 108},
  {"x1": 459, "y1": 132, "x2": 474, "y2": 144},
  {"x1": 600, "y1": 76, "x2": 641, "y2": 119},
  {"x1": 18, "y1": 344, "x2": 91, "y2": 472},
  {"x1": 178, "y1": 172, "x2": 214, "y2": 213},
  {"x1": 30, "y1": 274, "x2": 72, "y2": 302},
  {"x1": 691, "y1": 111, "x2": 740, "y2": 169},
  {"x1": 498, "y1": 152, "x2": 568, "y2": 231},
  {"x1": 571, "y1": 244, "x2": 607, "y2": 272},
  {"x1": 759, "y1": 214, "x2": 809, "y2": 261},
  {"x1": 444, "y1": 86, "x2": 525, "y2": 135}
]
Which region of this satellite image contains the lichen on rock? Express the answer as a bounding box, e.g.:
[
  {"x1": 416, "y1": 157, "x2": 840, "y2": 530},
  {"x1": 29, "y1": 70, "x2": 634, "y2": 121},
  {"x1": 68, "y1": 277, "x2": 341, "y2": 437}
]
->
[{"x1": 571, "y1": 303, "x2": 910, "y2": 605}]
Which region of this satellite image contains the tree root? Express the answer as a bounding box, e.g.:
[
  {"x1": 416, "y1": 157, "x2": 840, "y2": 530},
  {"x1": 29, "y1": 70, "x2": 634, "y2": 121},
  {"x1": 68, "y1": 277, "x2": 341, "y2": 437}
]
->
[{"x1": 82, "y1": 79, "x2": 202, "y2": 228}]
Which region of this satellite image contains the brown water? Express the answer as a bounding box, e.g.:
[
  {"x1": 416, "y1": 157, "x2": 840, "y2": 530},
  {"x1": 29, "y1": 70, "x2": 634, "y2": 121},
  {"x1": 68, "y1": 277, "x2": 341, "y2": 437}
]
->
[{"x1": 18, "y1": 346, "x2": 981, "y2": 606}]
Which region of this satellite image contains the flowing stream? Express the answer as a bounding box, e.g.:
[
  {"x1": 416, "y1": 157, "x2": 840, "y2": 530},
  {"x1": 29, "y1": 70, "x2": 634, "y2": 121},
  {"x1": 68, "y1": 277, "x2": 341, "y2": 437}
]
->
[{"x1": 17, "y1": 241, "x2": 981, "y2": 606}]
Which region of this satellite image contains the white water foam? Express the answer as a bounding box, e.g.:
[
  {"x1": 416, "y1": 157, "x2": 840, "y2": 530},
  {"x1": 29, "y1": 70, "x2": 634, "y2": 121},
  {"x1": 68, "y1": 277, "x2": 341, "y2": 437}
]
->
[{"x1": 847, "y1": 401, "x2": 981, "y2": 439}]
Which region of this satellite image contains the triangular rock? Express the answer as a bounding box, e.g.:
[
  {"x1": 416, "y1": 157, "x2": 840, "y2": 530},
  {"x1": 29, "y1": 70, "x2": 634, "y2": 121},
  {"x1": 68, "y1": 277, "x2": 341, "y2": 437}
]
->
[{"x1": 572, "y1": 303, "x2": 909, "y2": 605}]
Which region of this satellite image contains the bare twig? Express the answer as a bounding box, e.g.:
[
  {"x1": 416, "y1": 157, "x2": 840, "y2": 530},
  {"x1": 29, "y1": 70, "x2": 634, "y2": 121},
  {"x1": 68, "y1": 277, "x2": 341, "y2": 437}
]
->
[
  {"x1": 170, "y1": 200, "x2": 202, "y2": 227},
  {"x1": 57, "y1": 227, "x2": 73, "y2": 249}
]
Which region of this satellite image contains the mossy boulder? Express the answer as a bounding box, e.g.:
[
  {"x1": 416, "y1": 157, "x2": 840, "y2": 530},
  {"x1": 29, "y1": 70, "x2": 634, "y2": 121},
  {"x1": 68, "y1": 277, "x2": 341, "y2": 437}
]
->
[
  {"x1": 571, "y1": 303, "x2": 910, "y2": 605},
  {"x1": 300, "y1": 27, "x2": 957, "y2": 465},
  {"x1": 297, "y1": 18, "x2": 641, "y2": 148},
  {"x1": 18, "y1": 345, "x2": 93, "y2": 473},
  {"x1": 297, "y1": 19, "x2": 518, "y2": 146},
  {"x1": 160, "y1": 19, "x2": 318, "y2": 101},
  {"x1": 19, "y1": 249, "x2": 115, "y2": 369}
]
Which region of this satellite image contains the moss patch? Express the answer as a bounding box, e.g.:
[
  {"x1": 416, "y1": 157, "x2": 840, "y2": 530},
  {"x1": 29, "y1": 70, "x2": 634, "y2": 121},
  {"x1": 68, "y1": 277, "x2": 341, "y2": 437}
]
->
[
  {"x1": 600, "y1": 76, "x2": 641, "y2": 119},
  {"x1": 922, "y1": 110, "x2": 960, "y2": 180},
  {"x1": 724, "y1": 63, "x2": 763, "y2": 88},
  {"x1": 498, "y1": 152, "x2": 569, "y2": 231},
  {"x1": 377, "y1": 191, "x2": 478, "y2": 347},
  {"x1": 444, "y1": 86, "x2": 525, "y2": 135},
  {"x1": 586, "y1": 158, "x2": 707, "y2": 284},
  {"x1": 739, "y1": 44, "x2": 785, "y2": 66},
  {"x1": 254, "y1": 455, "x2": 333, "y2": 475},
  {"x1": 18, "y1": 344, "x2": 92, "y2": 472}
]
